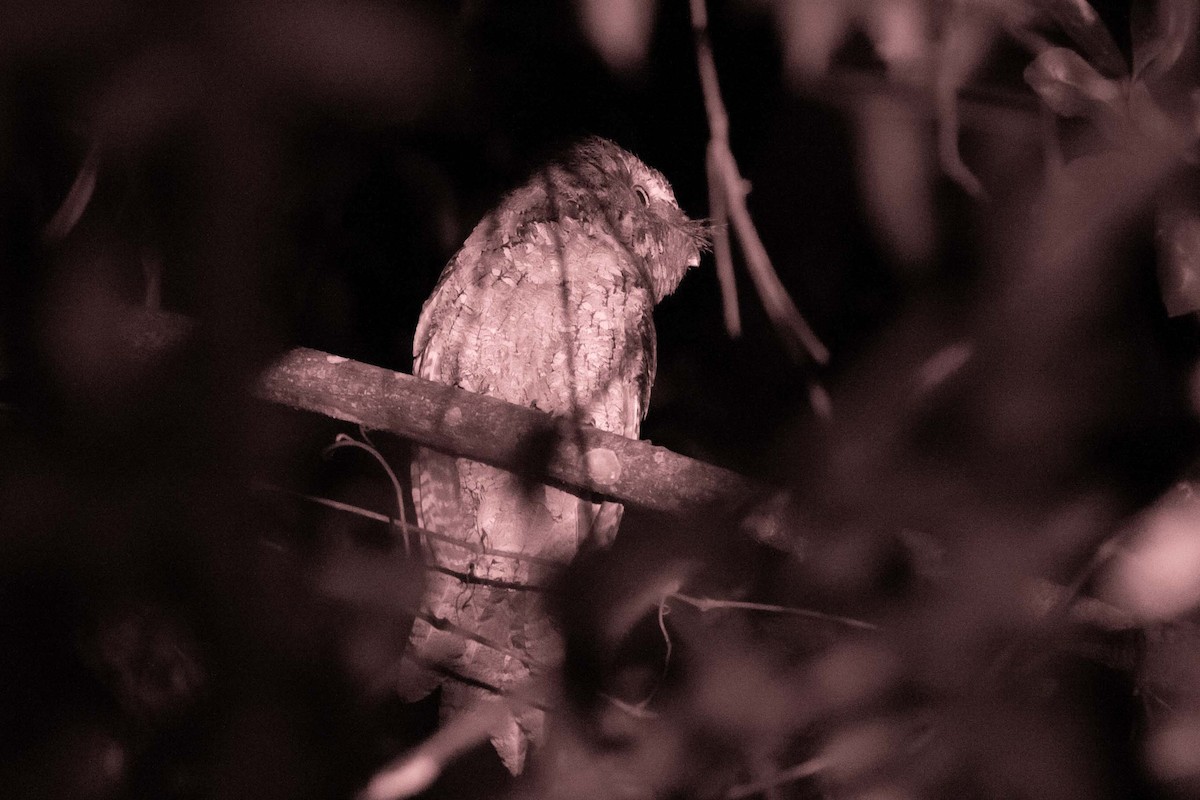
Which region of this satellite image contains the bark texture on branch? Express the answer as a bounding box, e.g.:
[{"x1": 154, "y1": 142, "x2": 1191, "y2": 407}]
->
[{"x1": 120, "y1": 307, "x2": 763, "y2": 514}]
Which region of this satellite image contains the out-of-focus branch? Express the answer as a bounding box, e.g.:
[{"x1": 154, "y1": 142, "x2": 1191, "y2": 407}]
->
[
  {"x1": 935, "y1": 5, "x2": 992, "y2": 199},
  {"x1": 689, "y1": 0, "x2": 829, "y2": 364},
  {"x1": 802, "y1": 66, "x2": 1042, "y2": 134},
  {"x1": 707, "y1": 145, "x2": 741, "y2": 337},
  {"x1": 43, "y1": 142, "x2": 100, "y2": 241},
  {"x1": 726, "y1": 757, "x2": 826, "y2": 799}
]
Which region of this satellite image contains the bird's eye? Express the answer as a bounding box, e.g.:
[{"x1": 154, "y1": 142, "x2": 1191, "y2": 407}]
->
[{"x1": 634, "y1": 185, "x2": 650, "y2": 206}]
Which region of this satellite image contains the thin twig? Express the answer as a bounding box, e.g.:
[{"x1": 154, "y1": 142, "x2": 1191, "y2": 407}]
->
[
  {"x1": 706, "y1": 106, "x2": 740, "y2": 338},
  {"x1": 689, "y1": 0, "x2": 829, "y2": 364},
  {"x1": 621, "y1": 592, "x2": 676, "y2": 713},
  {"x1": 656, "y1": 594, "x2": 672, "y2": 683},
  {"x1": 325, "y1": 433, "x2": 413, "y2": 555},
  {"x1": 254, "y1": 481, "x2": 569, "y2": 569},
  {"x1": 669, "y1": 592, "x2": 878, "y2": 631}
]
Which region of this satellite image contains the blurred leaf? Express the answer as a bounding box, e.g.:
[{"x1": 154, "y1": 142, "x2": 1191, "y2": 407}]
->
[
  {"x1": 578, "y1": 0, "x2": 658, "y2": 73},
  {"x1": 936, "y1": 4, "x2": 1000, "y2": 197},
  {"x1": 0, "y1": 0, "x2": 122, "y2": 57},
  {"x1": 1039, "y1": 0, "x2": 1128, "y2": 77},
  {"x1": 1141, "y1": 613, "x2": 1200, "y2": 713},
  {"x1": 776, "y1": 0, "x2": 853, "y2": 80},
  {"x1": 853, "y1": 94, "x2": 937, "y2": 267},
  {"x1": 937, "y1": 5, "x2": 995, "y2": 87},
  {"x1": 1155, "y1": 204, "x2": 1200, "y2": 316},
  {"x1": 821, "y1": 720, "x2": 901, "y2": 781},
  {"x1": 1023, "y1": 46, "x2": 1123, "y2": 118},
  {"x1": 42, "y1": 144, "x2": 99, "y2": 242},
  {"x1": 316, "y1": 538, "x2": 424, "y2": 688},
  {"x1": 1127, "y1": 79, "x2": 1193, "y2": 146},
  {"x1": 316, "y1": 539, "x2": 420, "y2": 614},
  {"x1": 916, "y1": 341, "x2": 974, "y2": 394},
  {"x1": 1146, "y1": 717, "x2": 1200, "y2": 780},
  {"x1": 864, "y1": 0, "x2": 930, "y2": 78},
  {"x1": 90, "y1": 47, "x2": 206, "y2": 149},
  {"x1": 1100, "y1": 490, "x2": 1200, "y2": 620},
  {"x1": 1132, "y1": 0, "x2": 1198, "y2": 82},
  {"x1": 705, "y1": 144, "x2": 741, "y2": 337},
  {"x1": 234, "y1": 0, "x2": 459, "y2": 118}
]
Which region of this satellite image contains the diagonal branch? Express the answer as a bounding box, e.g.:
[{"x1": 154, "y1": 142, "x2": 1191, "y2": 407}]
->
[{"x1": 119, "y1": 307, "x2": 766, "y2": 515}]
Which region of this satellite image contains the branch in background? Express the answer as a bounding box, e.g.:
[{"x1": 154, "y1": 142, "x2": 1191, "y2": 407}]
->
[
  {"x1": 706, "y1": 144, "x2": 741, "y2": 337},
  {"x1": 689, "y1": 0, "x2": 829, "y2": 365}
]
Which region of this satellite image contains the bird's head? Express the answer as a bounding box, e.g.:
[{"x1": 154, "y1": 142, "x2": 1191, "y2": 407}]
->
[{"x1": 554, "y1": 137, "x2": 710, "y2": 302}]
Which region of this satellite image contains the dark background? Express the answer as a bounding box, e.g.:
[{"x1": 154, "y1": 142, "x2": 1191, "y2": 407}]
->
[{"x1": 3, "y1": 1, "x2": 1200, "y2": 798}]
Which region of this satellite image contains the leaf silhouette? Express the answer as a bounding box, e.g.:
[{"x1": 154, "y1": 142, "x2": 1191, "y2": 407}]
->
[
  {"x1": 1024, "y1": 46, "x2": 1123, "y2": 119},
  {"x1": 1133, "y1": 0, "x2": 1198, "y2": 82}
]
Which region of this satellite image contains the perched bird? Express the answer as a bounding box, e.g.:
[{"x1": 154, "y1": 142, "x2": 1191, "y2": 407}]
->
[{"x1": 402, "y1": 137, "x2": 708, "y2": 774}]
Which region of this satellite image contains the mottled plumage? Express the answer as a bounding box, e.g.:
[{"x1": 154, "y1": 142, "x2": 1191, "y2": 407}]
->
[{"x1": 403, "y1": 137, "x2": 707, "y2": 773}]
